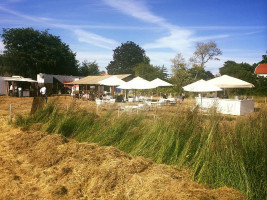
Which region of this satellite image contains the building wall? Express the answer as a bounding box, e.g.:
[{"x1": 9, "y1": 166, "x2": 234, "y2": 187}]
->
[
  {"x1": 0, "y1": 77, "x2": 9, "y2": 95},
  {"x1": 257, "y1": 74, "x2": 267, "y2": 78}
]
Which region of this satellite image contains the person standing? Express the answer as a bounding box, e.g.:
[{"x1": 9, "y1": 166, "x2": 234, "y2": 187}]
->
[
  {"x1": 9, "y1": 84, "x2": 13, "y2": 96},
  {"x1": 40, "y1": 86, "x2": 47, "y2": 103},
  {"x1": 18, "y1": 87, "x2": 22, "y2": 97}
]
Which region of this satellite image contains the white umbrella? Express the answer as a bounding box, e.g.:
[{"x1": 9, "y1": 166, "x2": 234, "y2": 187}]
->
[
  {"x1": 183, "y1": 79, "x2": 222, "y2": 92},
  {"x1": 183, "y1": 79, "x2": 222, "y2": 109},
  {"x1": 98, "y1": 76, "x2": 126, "y2": 97},
  {"x1": 207, "y1": 75, "x2": 254, "y2": 88},
  {"x1": 98, "y1": 76, "x2": 125, "y2": 86},
  {"x1": 117, "y1": 76, "x2": 156, "y2": 90},
  {"x1": 150, "y1": 78, "x2": 173, "y2": 87}
]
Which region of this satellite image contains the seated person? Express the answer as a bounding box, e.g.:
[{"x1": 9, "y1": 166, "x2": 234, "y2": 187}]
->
[
  {"x1": 163, "y1": 93, "x2": 167, "y2": 99},
  {"x1": 209, "y1": 92, "x2": 214, "y2": 98},
  {"x1": 181, "y1": 93, "x2": 185, "y2": 101}
]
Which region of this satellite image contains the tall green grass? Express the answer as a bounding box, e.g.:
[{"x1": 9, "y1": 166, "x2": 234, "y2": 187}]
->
[{"x1": 15, "y1": 103, "x2": 267, "y2": 199}]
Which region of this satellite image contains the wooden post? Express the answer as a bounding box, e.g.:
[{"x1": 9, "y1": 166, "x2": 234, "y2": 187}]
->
[
  {"x1": 265, "y1": 97, "x2": 266, "y2": 103},
  {"x1": 96, "y1": 104, "x2": 98, "y2": 115},
  {"x1": 86, "y1": 85, "x2": 88, "y2": 100},
  {"x1": 9, "y1": 104, "x2": 12, "y2": 122}
]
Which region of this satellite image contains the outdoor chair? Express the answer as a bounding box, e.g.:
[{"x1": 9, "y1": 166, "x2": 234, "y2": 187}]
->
[
  {"x1": 128, "y1": 98, "x2": 134, "y2": 103},
  {"x1": 168, "y1": 98, "x2": 177, "y2": 105},
  {"x1": 158, "y1": 99, "x2": 165, "y2": 107},
  {"x1": 109, "y1": 99, "x2": 116, "y2": 104},
  {"x1": 144, "y1": 101, "x2": 152, "y2": 111},
  {"x1": 138, "y1": 103, "x2": 145, "y2": 110},
  {"x1": 95, "y1": 99, "x2": 103, "y2": 107}
]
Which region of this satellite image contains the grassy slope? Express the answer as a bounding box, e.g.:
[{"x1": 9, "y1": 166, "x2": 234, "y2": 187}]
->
[{"x1": 15, "y1": 103, "x2": 267, "y2": 199}]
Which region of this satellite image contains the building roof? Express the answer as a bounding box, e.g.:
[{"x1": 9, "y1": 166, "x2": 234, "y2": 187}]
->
[
  {"x1": 37, "y1": 73, "x2": 84, "y2": 84},
  {"x1": 68, "y1": 74, "x2": 132, "y2": 85},
  {"x1": 254, "y1": 63, "x2": 267, "y2": 74},
  {"x1": 3, "y1": 77, "x2": 37, "y2": 83}
]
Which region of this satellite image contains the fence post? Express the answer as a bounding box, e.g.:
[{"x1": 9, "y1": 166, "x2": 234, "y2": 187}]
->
[
  {"x1": 9, "y1": 104, "x2": 12, "y2": 122},
  {"x1": 265, "y1": 97, "x2": 266, "y2": 103},
  {"x1": 96, "y1": 104, "x2": 98, "y2": 115}
]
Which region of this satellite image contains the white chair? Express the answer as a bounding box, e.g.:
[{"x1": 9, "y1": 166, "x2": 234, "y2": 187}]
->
[
  {"x1": 95, "y1": 99, "x2": 102, "y2": 106},
  {"x1": 109, "y1": 99, "x2": 116, "y2": 104},
  {"x1": 144, "y1": 101, "x2": 152, "y2": 111},
  {"x1": 128, "y1": 98, "x2": 134, "y2": 103},
  {"x1": 138, "y1": 103, "x2": 145, "y2": 110},
  {"x1": 158, "y1": 99, "x2": 165, "y2": 107}
]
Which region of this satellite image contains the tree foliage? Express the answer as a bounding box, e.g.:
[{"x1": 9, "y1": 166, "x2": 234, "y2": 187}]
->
[
  {"x1": 134, "y1": 63, "x2": 168, "y2": 81},
  {"x1": 170, "y1": 53, "x2": 193, "y2": 94},
  {"x1": 220, "y1": 60, "x2": 267, "y2": 96},
  {"x1": 106, "y1": 41, "x2": 150, "y2": 75},
  {"x1": 170, "y1": 53, "x2": 215, "y2": 94},
  {"x1": 259, "y1": 51, "x2": 267, "y2": 64},
  {"x1": 1, "y1": 28, "x2": 78, "y2": 78},
  {"x1": 78, "y1": 60, "x2": 100, "y2": 76},
  {"x1": 190, "y1": 41, "x2": 222, "y2": 68}
]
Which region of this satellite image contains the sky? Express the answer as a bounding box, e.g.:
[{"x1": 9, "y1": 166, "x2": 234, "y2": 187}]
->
[{"x1": 0, "y1": 0, "x2": 266, "y2": 74}]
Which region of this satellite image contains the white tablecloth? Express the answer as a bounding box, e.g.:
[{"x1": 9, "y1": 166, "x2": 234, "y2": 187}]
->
[{"x1": 195, "y1": 97, "x2": 254, "y2": 115}]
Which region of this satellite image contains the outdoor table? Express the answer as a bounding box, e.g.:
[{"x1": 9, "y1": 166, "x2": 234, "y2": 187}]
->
[{"x1": 195, "y1": 97, "x2": 254, "y2": 115}]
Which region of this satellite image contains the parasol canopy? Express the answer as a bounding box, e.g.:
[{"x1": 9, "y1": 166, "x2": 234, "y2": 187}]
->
[
  {"x1": 98, "y1": 76, "x2": 125, "y2": 86},
  {"x1": 117, "y1": 76, "x2": 156, "y2": 90},
  {"x1": 183, "y1": 79, "x2": 222, "y2": 92},
  {"x1": 207, "y1": 75, "x2": 254, "y2": 88},
  {"x1": 150, "y1": 78, "x2": 173, "y2": 87}
]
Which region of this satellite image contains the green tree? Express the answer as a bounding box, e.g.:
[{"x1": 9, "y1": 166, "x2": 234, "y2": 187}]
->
[
  {"x1": 170, "y1": 53, "x2": 193, "y2": 94},
  {"x1": 1, "y1": 28, "x2": 78, "y2": 78},
  {"x1": 219, "y1": 61, "x2": 267, "y2": 95},
  {"x1": 78, "y1": 60, "x2": 100, "y2": 76},
  {"x1": 106, "y1": 41, "x2": 150, "y2": 75},
  {"x1": 188, "y1": 65, "x2": 214, "y2": 80},
  {"x1": 259, "y1": 51, "x2": 267, "y2": 63},
  {"x1": 134, "y1": 63, "x2": 168, "y2": 81},
  {"x1": 190, "y1": 41, "x2": 222, "y2": 79}
]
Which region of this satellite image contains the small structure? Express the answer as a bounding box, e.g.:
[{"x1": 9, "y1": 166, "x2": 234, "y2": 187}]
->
[
  {"x1": 254, "y1": 63, "x2": 267, "y2": 77},
  {"x1": 37, "y1": 73, "x2": 84, "y2": 95},
  {"x1": 0, "y1": 76, "x2": 38, "y2": 96},
  {"x1": 68, "y1": 74, "x2": 133, "y2": 100}
]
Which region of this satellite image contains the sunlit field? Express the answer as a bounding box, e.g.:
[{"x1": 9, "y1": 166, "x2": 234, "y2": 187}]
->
[{"x1": 12, "y1": 96, "x2": 267, "y2": 200}]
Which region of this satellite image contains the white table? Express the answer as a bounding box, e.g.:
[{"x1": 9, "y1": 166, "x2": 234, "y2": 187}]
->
[{"x1": 195, "y1": 97, "x2": 254, "y2": 115}]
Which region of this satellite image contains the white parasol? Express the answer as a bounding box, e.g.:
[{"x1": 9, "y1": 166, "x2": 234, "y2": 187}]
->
[
  {"x1": 117, "y1": 76, "x2": 156, "y2": 90},
  {"x1": 98, "y1": 76, "x2": 125, "y2": 86},
  {"x1": 207, "y1": 75, "x2": 254, "y2": 88},
  {"x1": 150, "y1": 78, "x2": 173, "y2": 87},
  {"x1": 183, "y1": 79, "x2": 222, "y2": 109},
  {"x1": 183, "y1": 79, "x2": 222, "y2": 92}
]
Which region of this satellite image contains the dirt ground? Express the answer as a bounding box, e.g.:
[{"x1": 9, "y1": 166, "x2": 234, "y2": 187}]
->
[{"x1": 0, "y1": 96, "x2": 246, "y2": 199}]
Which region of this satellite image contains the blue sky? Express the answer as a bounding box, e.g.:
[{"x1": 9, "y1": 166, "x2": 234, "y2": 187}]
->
[{"x1": 0, "y1": 0, "x2": 266, "y2": 74}]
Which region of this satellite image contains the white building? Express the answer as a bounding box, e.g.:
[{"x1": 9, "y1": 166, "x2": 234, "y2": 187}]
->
[{"x1": 37, "y1": 73, "x2": 84, "y2": 94}]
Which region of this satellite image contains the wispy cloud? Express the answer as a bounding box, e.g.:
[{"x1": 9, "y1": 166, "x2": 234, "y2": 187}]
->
[
  {"x1": 0, "y1": 5, "x2": 44, "y2": 23},
  {"x1": 183, "y1": 26, "x2": 267, "y2": 31},
  {"x1": 75, "y1": 51, "x2": 113, "y2": 71},
  {"x1": 0, "y1": 5, "x2": 120, "y2": 50},
  {"x1": 0, "y1": 41, "x2": 5, "y2": 52},
  {"x1": 74, "y1": 29, "x2": 118, "y2": 49},
  {"x1": 102, "y1": 0, "x2": 166, "y2": 25},
  {"x1": 102, "y1": 0, "x2": 229, "y2": 53}
]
